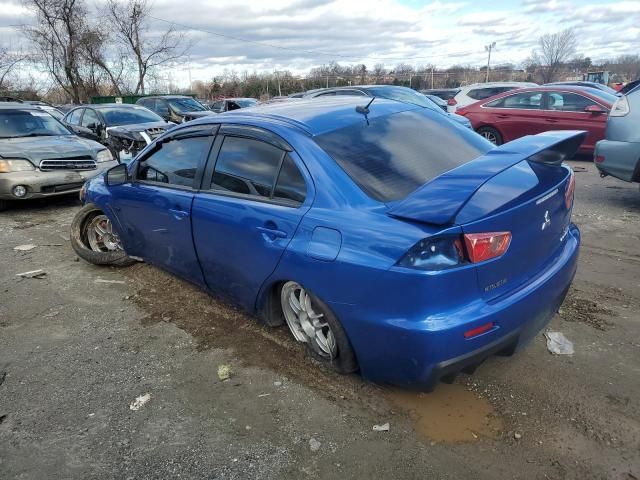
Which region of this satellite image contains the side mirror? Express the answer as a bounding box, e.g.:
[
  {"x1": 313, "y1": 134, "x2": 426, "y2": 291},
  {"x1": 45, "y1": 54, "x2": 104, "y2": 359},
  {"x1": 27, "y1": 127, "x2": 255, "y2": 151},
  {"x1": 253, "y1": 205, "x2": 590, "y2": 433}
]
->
[
  {"x1": 584, "y1": 104, "x2": 606, "y2": 114},
  {"x1": 106, "y1": 163, "x2": 129, "y2": 186}
]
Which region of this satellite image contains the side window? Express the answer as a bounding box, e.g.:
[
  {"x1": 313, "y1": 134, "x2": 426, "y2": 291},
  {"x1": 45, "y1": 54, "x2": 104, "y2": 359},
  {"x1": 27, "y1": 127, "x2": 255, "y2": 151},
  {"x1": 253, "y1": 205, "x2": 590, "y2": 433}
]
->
[
  {"x1": 211, "y1": 101, "x2": 224, "y2": 113},
  {"x1": 486, "y1": 92, "x2": 542, "y2": 109},
  {"x1": 316, "y1": 91, "x2": 337, "y2": 97},
  {"x1": 467, "y1": 88, "x2": 494, "y2": 100},
  {"x1": 548, "y1": 92, "x2": 596, "y2": 112},
  {"x1": 68, "y1": 108, "x2": 83, "y2": 125},
  {"x1": 155, "y1": 99, "x2": 169, "y2": 116},
  {"x1": 211, "y1": 136, "x2": 284, "y2": 198},
  {"x1": 138, "y1": 136, "x2": 211, "y2": 188},
  {"x1": 273, "y1": 155, "x2": 306, "y2": 205},
  {"x1": 81, "y1": 109, "x2": 99, "y2": 127}
]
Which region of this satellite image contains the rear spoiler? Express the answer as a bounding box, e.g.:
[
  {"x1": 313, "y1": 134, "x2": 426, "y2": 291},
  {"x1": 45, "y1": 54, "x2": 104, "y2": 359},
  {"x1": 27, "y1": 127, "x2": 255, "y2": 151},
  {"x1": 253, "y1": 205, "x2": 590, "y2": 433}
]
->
[{"x1": 386, "y1": 130, "x2": 587, "y2": 226}]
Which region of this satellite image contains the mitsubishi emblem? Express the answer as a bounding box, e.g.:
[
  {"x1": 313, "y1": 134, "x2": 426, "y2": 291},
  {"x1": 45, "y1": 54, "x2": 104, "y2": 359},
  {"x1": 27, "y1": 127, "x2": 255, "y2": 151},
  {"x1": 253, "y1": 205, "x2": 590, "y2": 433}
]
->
[{"x1": 542, "y1": 210, "x2": 551, "y2": 231}]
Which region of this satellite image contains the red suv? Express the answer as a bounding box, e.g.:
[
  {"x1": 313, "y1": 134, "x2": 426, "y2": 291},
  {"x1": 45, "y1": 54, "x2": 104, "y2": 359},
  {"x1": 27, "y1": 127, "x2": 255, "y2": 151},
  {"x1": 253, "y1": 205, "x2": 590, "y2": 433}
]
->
[{"x1": 457, "y1": 86, "x2": 617, "y2": 153}]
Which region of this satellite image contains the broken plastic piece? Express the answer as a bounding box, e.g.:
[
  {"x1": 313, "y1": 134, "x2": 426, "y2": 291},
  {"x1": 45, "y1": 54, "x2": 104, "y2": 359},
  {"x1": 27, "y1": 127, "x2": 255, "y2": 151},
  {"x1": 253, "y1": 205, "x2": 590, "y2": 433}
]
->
[
  {"x1": 129, "y1": 393, "x2": 151, "y2": 411},
  {"x1": 544, "y1": 331, "x2": 574, "y2": 355},
  {"x1": 373, "y1": 422, "x2": 390, "y2": 432}
]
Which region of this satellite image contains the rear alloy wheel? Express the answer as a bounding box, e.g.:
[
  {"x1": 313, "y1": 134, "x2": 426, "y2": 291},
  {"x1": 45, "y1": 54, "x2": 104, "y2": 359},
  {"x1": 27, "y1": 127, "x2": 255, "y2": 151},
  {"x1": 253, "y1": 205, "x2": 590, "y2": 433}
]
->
[
  {"x1": 70, "y1": 203, "x2": 136, "y2": 266},
  {"x1": 281, "y1": 281, "x2": 358, "y2": 373},
  {"x1": 477, "y1": 126, "x2": 503, "y2": 145}
]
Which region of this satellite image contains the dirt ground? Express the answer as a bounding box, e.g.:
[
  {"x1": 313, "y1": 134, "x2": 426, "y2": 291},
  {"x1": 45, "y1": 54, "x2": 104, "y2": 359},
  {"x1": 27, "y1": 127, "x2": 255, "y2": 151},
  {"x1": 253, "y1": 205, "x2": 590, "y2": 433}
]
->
[{"x1": 1, "y1": 160, "x2": 639, "y2": 479}]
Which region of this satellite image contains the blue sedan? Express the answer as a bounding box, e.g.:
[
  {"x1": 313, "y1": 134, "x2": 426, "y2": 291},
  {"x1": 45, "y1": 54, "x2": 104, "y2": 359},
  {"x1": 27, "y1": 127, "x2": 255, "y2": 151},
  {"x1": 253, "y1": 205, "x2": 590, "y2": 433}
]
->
[{"x1": 72, "y1": 97, "x2": 581, "y2": 390}]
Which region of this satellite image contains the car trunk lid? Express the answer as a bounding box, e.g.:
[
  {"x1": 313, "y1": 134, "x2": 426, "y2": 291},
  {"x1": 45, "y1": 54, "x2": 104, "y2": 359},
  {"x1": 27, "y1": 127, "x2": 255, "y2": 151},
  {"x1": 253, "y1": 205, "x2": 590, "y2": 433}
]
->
[{"x1": 387, "y1": 130, "x2": 584, "y2": 300}]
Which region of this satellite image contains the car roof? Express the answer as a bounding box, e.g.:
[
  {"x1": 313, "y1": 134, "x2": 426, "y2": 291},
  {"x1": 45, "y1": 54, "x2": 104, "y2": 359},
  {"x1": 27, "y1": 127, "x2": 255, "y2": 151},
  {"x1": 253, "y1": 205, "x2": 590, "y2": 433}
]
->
[
  {"x1": 140, "y1": 95, "x2": 193, "y2": 100},
  {"x1": 0, "y1": 103, "x2": 41, "y2": 110},
  {"x1": 88, "y1": 103, "x2": 150, "y2": 109},
  {"x1": 462, "y1": 82, "x2": 537, "y2": 88},
  {"x1": 182, "y1": 97, "x2": 420, "y2": 136}
]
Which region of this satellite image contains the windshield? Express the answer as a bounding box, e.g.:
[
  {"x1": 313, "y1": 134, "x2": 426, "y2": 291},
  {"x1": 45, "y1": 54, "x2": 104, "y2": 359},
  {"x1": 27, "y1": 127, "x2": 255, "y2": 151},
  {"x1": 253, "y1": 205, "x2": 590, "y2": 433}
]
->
[
  {"x1": 0, "y1": 109, "x2": 71, "y2": 138},
  {"x1": 168, "y1": 98, "x2": 206, "y2": 112},
  {"x1": 100, "y1": 107, "x2": 164, "y2": 126},
  {"x1": 314, "y1": 108, "x2": 492, "y2": 202}
]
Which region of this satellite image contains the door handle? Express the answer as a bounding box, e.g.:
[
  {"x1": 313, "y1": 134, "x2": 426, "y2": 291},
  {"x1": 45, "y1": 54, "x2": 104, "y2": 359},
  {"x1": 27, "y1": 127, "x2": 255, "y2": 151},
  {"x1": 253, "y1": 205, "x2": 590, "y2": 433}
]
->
[
  {"x1": 496, "y1": 114, "x2": 509, "y2": 119},
  {"x1": 257, "y1": 226, "x2": 288, "y2": 239},
  {"x1": 169, "y1": 208, "x2": 189, "y2": 220},
  {"x1": 546, "y1": 118, "x2": 559, "y2": 123}
]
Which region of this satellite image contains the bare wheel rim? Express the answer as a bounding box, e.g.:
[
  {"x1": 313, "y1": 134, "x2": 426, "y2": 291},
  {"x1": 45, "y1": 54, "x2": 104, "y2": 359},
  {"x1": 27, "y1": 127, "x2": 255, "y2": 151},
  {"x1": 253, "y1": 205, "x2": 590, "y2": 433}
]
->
[
  {"x1": 481, "y1": 130, "x2": 498, "y2": 144},
  {"x1": 86, "y1": 214, "x2": 123, "y2": 252},
  {"x1": 281, "y1": 281, "x2": 338, "y2": 359}
]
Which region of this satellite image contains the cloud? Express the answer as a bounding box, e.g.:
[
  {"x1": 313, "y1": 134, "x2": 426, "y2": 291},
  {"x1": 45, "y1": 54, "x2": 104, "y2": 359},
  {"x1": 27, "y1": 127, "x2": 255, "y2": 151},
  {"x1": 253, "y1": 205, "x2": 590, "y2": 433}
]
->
[{"x1": 4, "y1": 0, "x2": 639, "y2": 86}]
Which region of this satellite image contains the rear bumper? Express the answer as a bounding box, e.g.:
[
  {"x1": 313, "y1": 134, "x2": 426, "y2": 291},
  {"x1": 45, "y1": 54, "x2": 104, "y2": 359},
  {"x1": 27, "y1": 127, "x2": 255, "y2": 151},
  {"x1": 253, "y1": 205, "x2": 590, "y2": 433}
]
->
[
  {"x1": 0, "y1": 162, "x2": 116, "y2": 200},
  {"x1": 594, "y1": 139, "x2": 640, "y2": 183},
  {"x1": 333, "y1": 224, "x2": 580, "y2": 391}
]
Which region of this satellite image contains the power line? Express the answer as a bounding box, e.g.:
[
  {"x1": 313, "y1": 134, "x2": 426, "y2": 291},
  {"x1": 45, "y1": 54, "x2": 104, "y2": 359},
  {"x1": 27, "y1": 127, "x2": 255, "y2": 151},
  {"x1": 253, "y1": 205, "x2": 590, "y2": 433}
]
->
[{"x1": 148, "y1": 15, "x2": 481, "y2": 63}]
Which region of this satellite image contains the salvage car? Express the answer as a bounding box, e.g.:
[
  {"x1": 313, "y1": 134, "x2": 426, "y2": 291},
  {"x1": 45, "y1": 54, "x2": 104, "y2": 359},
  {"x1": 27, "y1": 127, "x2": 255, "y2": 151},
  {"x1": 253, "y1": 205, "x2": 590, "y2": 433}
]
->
[
  {"x1": 457, "y1": 86, "x2": 616, "y2": 153},
  {"x1": 62, "y1": 104, "x2": 170, "y2": 163},
  {"x1": 304, "y1": 85, "x2": 473, "y2": 129},
  {"x1": 209, "y1": 98, "x2": 258, "y2": 113},
  {"x1": 70, "y1": 97, "x2": 581, "y2": 390},
  {"x1": 594, "y1": 83, "x2": 640, "y2": 184},
  {"x1": 136, "y1": 95, "x2": 213, "y2": 123},
  {"x1": 0, "y1": 103, "x2": 117, "y2": 211}
]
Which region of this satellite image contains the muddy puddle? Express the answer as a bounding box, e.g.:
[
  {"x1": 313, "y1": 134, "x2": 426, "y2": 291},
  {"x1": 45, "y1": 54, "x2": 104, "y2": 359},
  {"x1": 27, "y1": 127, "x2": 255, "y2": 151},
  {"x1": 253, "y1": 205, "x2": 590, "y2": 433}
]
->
[{"x1": 386, "y1": 384, "x2": 503, "y2": 443}]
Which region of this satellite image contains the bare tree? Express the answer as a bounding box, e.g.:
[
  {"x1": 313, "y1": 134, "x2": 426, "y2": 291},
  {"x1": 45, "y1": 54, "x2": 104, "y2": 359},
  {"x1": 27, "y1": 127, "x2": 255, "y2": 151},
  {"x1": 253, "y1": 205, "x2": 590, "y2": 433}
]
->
[
  {"x1": 23, "y1": 0, "x2": 89, "y2": 102},
  {"x1": 106, "y1": 0, "x2": 188, "y2": 94},
  {"x1": 0, "y1": 47, "x2": 27, "y2": 91},
  {"x1": 532, "y1": 28, "x2": 577, "y2": 83}
]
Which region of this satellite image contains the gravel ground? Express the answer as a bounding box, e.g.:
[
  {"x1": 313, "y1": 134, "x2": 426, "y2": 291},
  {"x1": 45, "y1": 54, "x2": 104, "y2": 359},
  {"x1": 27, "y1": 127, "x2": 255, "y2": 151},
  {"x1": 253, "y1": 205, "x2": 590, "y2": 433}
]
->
[{"x1": 0, "y1": 160, "x2": 639, "y2": 479}]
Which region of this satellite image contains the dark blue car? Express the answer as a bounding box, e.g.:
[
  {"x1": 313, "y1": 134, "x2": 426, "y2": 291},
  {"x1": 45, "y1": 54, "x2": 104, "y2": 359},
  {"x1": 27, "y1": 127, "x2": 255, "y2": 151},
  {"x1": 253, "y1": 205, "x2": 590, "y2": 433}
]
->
[{"x1": 72, "y1": 97, "x2": 581, "y2": 390}]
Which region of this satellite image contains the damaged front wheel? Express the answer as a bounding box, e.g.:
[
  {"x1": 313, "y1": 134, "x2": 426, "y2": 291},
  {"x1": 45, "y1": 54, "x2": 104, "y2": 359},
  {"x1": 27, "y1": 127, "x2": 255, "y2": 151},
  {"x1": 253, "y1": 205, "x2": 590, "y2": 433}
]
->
[{"x1": 70, "y1": 203, "x2": 136, "y2": 266}]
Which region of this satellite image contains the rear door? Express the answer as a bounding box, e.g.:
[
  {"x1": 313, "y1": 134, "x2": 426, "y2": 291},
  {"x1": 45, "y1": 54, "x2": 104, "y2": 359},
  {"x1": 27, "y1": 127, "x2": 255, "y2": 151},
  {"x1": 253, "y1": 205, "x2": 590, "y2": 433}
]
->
[
  {"x1": 191, "y1": 125, "x2": 312, "y2": 309},
  {"x1": 483, "y1": 91, "x2": 546, "y2": 142},
  {"x1": 545, "y1": 91, "x2": 608, "y2": 150},
  {"x1": 109, "y1": 126, "x2": 215, "y2": 285}
]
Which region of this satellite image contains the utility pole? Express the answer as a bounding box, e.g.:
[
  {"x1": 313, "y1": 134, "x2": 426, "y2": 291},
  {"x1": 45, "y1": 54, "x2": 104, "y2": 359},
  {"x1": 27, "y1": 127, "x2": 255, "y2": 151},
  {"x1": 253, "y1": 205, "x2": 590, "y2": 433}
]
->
[
  {"x1": 431, "y1": 67, "x2": 434, "y2": 89},
  {"x1": 326, "y1": 75, "x2": 329, "y2": 88},
  {"x1": 485, "y1": 42, "x2": 496, "y2": 83}
]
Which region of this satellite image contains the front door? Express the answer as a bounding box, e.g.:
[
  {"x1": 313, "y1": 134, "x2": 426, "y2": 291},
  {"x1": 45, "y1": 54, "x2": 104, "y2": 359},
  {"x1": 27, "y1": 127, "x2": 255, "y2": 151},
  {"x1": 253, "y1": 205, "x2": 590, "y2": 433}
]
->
[
  {"x1": 191, "y1": 129, "x2": 311, "y2": 309},
  {"x1": 109, "y1": 127, "x2": 214, "y2": 285}
]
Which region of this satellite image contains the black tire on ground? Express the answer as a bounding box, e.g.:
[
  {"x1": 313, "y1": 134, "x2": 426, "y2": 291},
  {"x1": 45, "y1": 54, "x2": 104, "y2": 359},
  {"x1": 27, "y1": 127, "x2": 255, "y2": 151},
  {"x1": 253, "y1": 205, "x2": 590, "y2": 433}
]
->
[
  {"x1": 283, "y1": 285, "x2": 359, "y2": 374},
  {"x1": 0, "y1": 199, "x2": 8, "y2": 212},
  {"x1": 476, "y1": 126, "x2": 503, "y2": 145},
  {"x1": 70, "y1": 203, "x2": 136, "y2": 267}
]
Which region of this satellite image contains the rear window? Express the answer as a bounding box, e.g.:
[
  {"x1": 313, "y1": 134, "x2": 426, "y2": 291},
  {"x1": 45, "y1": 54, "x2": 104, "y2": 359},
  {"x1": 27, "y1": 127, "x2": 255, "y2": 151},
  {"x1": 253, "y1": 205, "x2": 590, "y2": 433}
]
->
[{"x1": 314, "y1": 109, "x2": 492, "y2": 202}]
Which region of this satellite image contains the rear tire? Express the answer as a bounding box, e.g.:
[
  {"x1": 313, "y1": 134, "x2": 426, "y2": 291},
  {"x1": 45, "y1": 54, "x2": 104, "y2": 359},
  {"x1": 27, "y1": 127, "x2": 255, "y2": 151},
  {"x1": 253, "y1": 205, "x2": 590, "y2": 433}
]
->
[
  {"x1": 477, "y1": 126, "x2": 503, "y2": 145},
  {"x1": 70, "y1": 203, "x2": 135, "y2": 267},
  {"x1": 280, "y1": 281, "x2": 358, "y2": 374}
]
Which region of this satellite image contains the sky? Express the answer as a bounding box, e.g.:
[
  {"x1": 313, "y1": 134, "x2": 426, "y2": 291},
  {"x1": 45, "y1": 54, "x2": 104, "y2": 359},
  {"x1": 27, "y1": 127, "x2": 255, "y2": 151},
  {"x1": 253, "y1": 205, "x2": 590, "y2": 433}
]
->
[{"x1": 1, "y1": 0, "x2": 639, "y2": 87}]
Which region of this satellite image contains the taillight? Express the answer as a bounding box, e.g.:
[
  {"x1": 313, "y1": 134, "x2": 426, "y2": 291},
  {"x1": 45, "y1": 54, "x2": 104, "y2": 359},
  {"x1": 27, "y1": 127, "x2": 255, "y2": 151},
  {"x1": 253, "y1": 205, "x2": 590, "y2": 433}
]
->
[
  {"x1": 447, "y1": 98, "x2": 457, "y2": 106},
  {"x1": 463, "y1": 232, "x2": 511, "y2": 263},
  {"x1": 565, "y1": 170, "x2": 576, "y2": 209},
  {"x1": 396, "y1": 236, "x2": 467, "y2": 271},
  {"x1": 595, "y1": 155, "x2": 605, "y2": 164}
]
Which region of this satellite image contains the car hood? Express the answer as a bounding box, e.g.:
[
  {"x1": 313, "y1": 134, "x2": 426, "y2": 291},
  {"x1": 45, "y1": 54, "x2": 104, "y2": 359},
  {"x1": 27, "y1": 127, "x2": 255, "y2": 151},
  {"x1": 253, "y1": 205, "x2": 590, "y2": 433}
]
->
[{"x1": 0, "y1": 135, "x2": 104, "y2": 163}]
